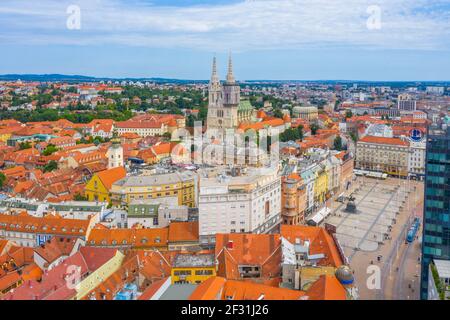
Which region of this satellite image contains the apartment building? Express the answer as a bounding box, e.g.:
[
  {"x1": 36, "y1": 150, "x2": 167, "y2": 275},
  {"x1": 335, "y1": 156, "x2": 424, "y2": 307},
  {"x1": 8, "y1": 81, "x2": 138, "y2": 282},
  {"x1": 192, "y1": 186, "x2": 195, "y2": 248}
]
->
[
  {"x1": 110, "y1": 171, "x2": 196, "y2": 208},
  {"x1": 356, "y1": 136, "x2": 410, "y2": 177},
  {"x1": 198, "y1": 166, "x2": 281, "y2": 246}
]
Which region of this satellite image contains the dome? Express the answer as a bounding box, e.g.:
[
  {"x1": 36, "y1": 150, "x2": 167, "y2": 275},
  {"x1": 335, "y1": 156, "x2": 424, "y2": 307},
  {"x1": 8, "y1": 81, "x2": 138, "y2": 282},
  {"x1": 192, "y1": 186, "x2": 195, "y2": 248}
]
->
[
  {"x1": 335, "y1": 265, "x2": 354, "y2": 285},
  {"x1": 283, "y1": 113, "x2": 291, "y2": 122}
]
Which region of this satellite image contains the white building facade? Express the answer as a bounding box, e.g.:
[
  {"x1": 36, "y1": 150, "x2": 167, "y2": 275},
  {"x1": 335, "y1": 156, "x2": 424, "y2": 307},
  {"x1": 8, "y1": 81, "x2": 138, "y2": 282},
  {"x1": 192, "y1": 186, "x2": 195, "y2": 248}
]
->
[{"x1": 198, "y1": 167, "x2": 281, "y2": 246}]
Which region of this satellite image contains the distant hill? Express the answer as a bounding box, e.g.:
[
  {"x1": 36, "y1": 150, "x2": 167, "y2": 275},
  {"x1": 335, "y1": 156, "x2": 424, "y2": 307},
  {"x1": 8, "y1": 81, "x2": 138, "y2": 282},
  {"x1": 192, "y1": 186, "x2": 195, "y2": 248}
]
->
[
  {"x1": 0, "y1": 74, "x2": 207, "y2": 84},
  {"x1": 0, "y1": 74, "x2": 448, "y2": 87}
]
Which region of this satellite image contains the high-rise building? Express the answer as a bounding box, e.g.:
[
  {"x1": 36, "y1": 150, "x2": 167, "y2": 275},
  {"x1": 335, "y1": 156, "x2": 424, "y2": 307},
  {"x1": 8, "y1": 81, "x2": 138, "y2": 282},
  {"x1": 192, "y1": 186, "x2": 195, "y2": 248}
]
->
[
  {"x1": 397, "y1": 94, "x2": 417, "y2": 111},
  {"x1": 420, "y1": 117, "x2": 450, "y2": 300}
]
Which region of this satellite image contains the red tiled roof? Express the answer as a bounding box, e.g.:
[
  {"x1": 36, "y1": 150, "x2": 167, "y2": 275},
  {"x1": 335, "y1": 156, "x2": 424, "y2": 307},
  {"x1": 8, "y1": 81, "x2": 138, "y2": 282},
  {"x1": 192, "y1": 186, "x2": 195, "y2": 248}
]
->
[
  {"x1": 358, "y1": 135, "x2": 409, "y2": 147},
  {"x1": 281, "y1": 225, "x2": 343, "y2": 267},
  {"x1": 96, "y1": 167, "x2": 127, "y2": 190},
  {"x1": 215, "y1": 233, "x2": 282, "y2": 281}
]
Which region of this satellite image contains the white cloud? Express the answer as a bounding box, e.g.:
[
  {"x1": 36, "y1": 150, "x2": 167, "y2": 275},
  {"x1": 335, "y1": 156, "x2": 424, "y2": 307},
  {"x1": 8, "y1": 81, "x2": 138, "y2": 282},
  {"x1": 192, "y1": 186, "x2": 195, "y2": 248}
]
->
[{"x1": 0, "y1": 0, "x2": 449, "y2": 51}]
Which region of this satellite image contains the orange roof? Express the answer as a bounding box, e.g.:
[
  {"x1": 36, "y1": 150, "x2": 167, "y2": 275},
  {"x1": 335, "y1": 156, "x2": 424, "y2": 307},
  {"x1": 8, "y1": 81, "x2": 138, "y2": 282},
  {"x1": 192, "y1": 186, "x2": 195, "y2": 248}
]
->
[
  {"x1": 256, "y1": 110, "x2": 267, "y2": 119},
  {"x1": 190, "y1": 277, "x2": 305, "y2": 300},
  {"x1": 281, "y1": 225, "x2": 343, "y2": 267},
  {"x1": 286, "y1": 172, "x2": 301, "y2": 181},
  {"x1": 0, "y1": 271, "x2": 22, "y2": 292},
  {"x1": 168, "y1": 222, "x2": 199, "y2": 243},
  {"x1": 215, "y1": 233, "x2": 282, "y2": 281},
  {"x1": 87, "y1": 227, "x2": 168, "y2": 248},
  {"x1": 151, "y1": 142, "x2": 171, "y2": 155},
  {"x1": 359, "y1": 135, "x2": 409, "y2": 147},
  {"x1": 121, "y1": 132, "x2": 141, "y2": 139},
  {"x1": 81, "y1": 254, "x2": 140, "y2": 300},
  {"x1": 139, "y1": 277, "x2": 171, "y2": 300},
  {"x1": 21, "y1": 263, "x2": 43, "y2": 282},
  {"x1": 0, "y1": 212, "x2": 91, "y2": 237},
  {"x1": 34, "y1": 237, "x2": 78, "y2": 265},
  {"x1": 239, "y1": 118, "x2": 285, "y2": 132},
  {"x1": 189, "y1": 276, "x2": 227, "y2": 300},
  {"x1": 13, "y1": 180, "x2": 35, "y2": 194},
  {"x1": 305, "y1": 275, "x2": 347, "y2": 300},
  {"x1": 72, "y1": 150, "x2": 105, "y2": 164},
  {"x1": 0, "y1": 240, "x2": 10, "y2": 254},
  {"x1": 2, "y1": 166, "x2": 26, "y2": 177},
  {"x1": 96, "y1": 166, "x2": 127, "y2": 189}
]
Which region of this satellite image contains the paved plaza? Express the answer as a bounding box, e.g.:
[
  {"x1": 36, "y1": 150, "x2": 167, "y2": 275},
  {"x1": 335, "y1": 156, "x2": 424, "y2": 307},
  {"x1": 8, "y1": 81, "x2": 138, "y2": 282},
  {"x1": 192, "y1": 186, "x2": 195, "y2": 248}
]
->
[
  {"x1": 323, "y1": 177, "x2": 424, "y2": 300},
  {"x1": 326, "y1": 179, "x2": 408, "y2": 259}
]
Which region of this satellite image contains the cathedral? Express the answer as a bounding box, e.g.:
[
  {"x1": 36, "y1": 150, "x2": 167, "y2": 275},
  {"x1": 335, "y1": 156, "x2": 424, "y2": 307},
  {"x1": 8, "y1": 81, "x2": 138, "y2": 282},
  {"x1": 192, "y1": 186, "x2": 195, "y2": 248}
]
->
[{"x1": 206, "y1": 55, "x2": 254, "y2": 134}]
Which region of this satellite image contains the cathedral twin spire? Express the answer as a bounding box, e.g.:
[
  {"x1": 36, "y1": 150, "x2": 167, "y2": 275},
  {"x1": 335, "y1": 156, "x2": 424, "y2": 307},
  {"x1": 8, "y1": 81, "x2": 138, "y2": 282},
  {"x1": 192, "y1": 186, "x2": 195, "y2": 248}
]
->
[{"x1": 210, "y1": 53, "x2": 235, "y2": 85}]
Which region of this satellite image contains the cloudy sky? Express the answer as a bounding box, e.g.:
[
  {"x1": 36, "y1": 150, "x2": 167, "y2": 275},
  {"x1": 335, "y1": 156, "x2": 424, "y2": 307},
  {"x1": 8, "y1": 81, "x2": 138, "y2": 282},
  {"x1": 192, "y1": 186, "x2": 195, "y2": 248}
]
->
[{"x1": 1, "y1": 0, "x2": 449, "y2": 80}]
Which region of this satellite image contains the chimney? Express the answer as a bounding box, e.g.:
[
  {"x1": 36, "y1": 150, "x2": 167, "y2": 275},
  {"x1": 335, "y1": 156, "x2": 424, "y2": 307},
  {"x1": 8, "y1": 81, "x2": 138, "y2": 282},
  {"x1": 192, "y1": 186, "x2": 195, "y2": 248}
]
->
[{"x1": 227, "y1": 241, "x2": 234, "y2": 250}]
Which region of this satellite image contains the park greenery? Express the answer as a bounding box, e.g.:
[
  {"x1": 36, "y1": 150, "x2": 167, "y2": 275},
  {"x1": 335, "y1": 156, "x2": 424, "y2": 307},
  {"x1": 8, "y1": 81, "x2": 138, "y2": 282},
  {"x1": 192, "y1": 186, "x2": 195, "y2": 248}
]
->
[{"x1": 280, "y1": 126, "x2": 304, "y2": 142}]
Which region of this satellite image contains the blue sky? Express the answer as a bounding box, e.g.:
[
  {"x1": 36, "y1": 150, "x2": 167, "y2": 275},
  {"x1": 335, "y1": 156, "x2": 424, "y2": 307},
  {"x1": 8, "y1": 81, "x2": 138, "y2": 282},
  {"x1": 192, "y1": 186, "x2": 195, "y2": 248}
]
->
[{"x1": 0, "y1": 0, "x2": 449, "y2": 81}]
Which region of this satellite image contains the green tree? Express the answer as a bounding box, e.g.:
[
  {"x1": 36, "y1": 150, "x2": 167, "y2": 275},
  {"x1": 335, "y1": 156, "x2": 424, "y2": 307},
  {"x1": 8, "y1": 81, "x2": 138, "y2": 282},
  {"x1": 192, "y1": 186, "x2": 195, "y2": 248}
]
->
[
  {"x1": 345, "y1": 110, "x2": 353, "y2": 119},
  {"x1": 186, "y1": 115, "x2": 196, "y2": 128},
  {"x1": 43, "y1": 160, "x2": 58, "y2": 173},
  {"x1": 333, "y1": 136, "x2": 343, "y2": 151},
  {"x1": 273, "y1": 109, "x2": 284, "y2": 119},
  {"x1": 0, "y1": 173, "x2": 6, "y2": 189},
  {"x1": 162, "y1": 132, "x2": 172, "y2": 141},
  {"x1": 74, "y1": 193, "x2": 88, "y2": 201},
  {"x1": 297, "y1": 125, "x2": 304, "y2": 141},
  {"x1": 19, "y1": 141, "x2": 32, "y2": 150},
  {"x1": 42, "y1": 144, "x2": 59, "y2": 156},
  {"x1": 310, "y1": 123, "x2": 319, "y2": 135},
  {"x1": 280, "y1": 126, "x2": 304, "y2": 142}
]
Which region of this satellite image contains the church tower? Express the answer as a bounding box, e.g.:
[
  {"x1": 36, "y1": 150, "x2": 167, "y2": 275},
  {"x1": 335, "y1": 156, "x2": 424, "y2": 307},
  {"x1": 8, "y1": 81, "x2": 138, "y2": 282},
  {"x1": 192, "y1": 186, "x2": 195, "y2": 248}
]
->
[
  {"x1": 106, "y1": 128, "x2": 124, "y2": 169},
  {"x1": 222, "y1": 54, "x2": 240, "y2": 128},
  {"x1": 206, "y1": 56, "x2": 223, "y2": 131},
  {"x1": 206, "y1": 54, "x2": 240, "y2": 135}
]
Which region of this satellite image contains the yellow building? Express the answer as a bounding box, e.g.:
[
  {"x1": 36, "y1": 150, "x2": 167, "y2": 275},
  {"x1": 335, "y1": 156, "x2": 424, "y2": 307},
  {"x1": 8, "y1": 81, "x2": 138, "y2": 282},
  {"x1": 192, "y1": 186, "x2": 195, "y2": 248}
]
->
[
  {"x1": 85, "y1": 167, "x2": 127, "y2": 203},
  {"x1": 313, "y1": 164, "x2": 329, "y2": 205},
  {"x1": 171, "y1": 253, "x2": 216, "y2": 285},
  {"x1": 75, "y1": 249, "x2": 125, "y2": 300},
  {"x1": 0, "y1": 131, "x2": 12, "y2": 143},
  {"x1": 110, "y1": 171, "x2": 196, "y2": 207}
]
